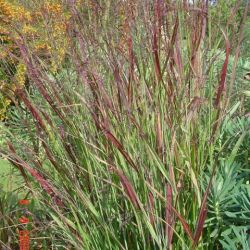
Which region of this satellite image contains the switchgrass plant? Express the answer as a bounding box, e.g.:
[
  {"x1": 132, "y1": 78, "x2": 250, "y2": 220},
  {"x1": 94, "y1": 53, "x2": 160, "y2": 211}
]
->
[{"x1": 1, "y1": 0, "x2": 249, "y2": 249}]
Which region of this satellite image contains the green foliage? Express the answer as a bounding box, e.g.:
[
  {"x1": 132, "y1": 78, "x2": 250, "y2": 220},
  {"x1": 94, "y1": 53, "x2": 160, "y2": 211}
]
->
[
  {"x1": 203, "y1": 113, "x2": 250, "y2": 248},
  {"x1": 205, "y1": 161, "x2": 250, "y2": 245},
  {"x1": 220, "y1": 226, "x2": 250, "y2": 250}
]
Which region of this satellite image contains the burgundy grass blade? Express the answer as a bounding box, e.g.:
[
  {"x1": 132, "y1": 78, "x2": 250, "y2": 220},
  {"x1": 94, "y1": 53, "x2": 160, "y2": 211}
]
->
[
  {"x1": 127, "y1": 34, "x2": 134, "y2": 108},
  {"x1": 16, "y1": 89, "x2": 47, "y2": 131},
  {"x1": 214, "y1": 31, "x2": 230, "y2": 107},
  {"x1": 6, "y1": 143, "x2": 30, "y2": 188},
  {"x1": 193, "y1": 204, "x2": 208, "y2": 246},
  {"x1": 173, "y1": 31, "x2": 183, "y2": 77},
  {"x1": 193, "y1": 163, "x2": 217, "y2": 246},
  {"x1": 41, "y1": 141, "x2": 62, "y2": 173},
  {"x1": 201, "y1": 1, "x2": 208, "y2": 42},
  {"x1": 153, "y1": 30, "x2": 161, "y2": 81},
  {"x1": 8, "y1": 143, "x2": 63, "y2": 207},
  {"x1": 170, "y1": 206, "x2": 194, "y2": 243},
  {"x1": 162, "y1": 15, "x2": 179, "y2": 75},
  {"x1": 152, "y1": 0, "x2": 164, "y2": 81},
  {"x1": 112, "y1": 167, "x2": 140, "y2": 209},
  {"x1": 163, "y1": 166, "x2": 193, "y2": 242},
  {"x1": 92, "y1": 72, "x2": 115, "y2": 113},
  {"x1": 104, "y1": 129, "x2": 138, "y2": 171},
  {"x1": 113, "y1": 66, "x2": 130, "y2": 111},
  {"x1": 93, "y1": 116, "x2": 139, "y2": 172}
]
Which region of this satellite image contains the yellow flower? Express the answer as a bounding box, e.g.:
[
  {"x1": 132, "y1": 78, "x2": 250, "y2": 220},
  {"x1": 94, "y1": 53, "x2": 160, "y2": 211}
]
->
[
  {"x1": 0, "y1": 0, "x2": 31, "y2": 23},
  {"x1": 22, "y1": 24, "x2": 37, "y2": 35},
  {"x1": 15, "y1": 63, "x2": 27, "y2": 88},
  {"x1": 0, "y1": 0, "x2": 71, "y2": 119},
  {"x1": 44, "y1": 2, "x2": 63, "y2": 15}
]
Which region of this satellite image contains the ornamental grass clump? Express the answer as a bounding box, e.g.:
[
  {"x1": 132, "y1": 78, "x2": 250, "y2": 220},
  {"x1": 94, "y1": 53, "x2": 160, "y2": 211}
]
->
[{"x1": 1, "y1": 0, "x2": 249, "y2": 249}]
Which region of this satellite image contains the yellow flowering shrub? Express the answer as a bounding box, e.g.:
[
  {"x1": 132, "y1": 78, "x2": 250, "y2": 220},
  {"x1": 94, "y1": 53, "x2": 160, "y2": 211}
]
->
[
  {"x1": 0, "y1": 0, "x2": 70, "y2": 120},
  {"x1": 0, "y1": 63, "x2": 26, "y2": 119}
]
